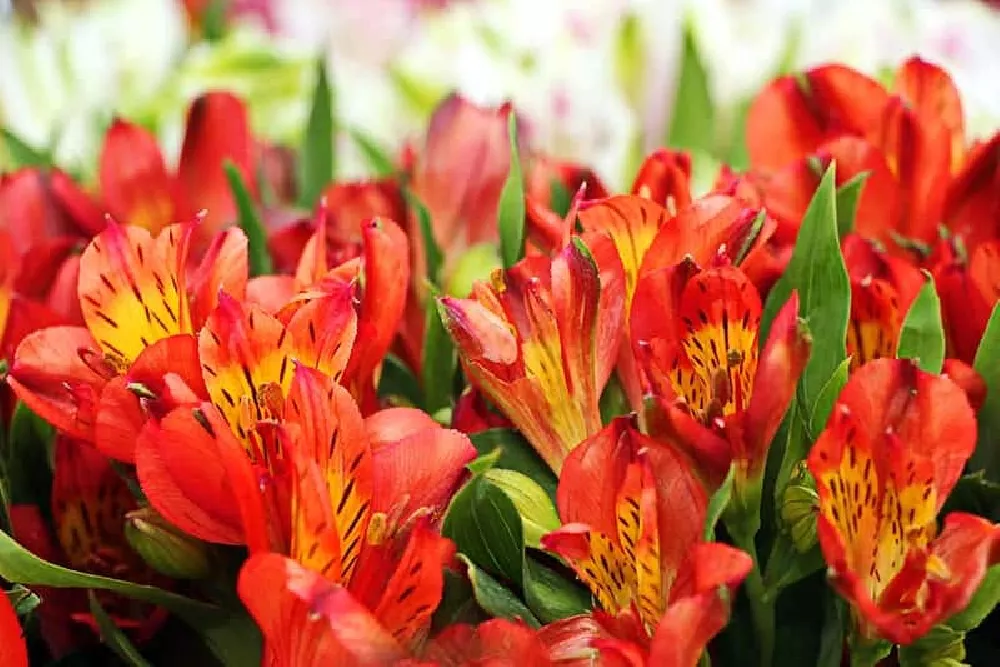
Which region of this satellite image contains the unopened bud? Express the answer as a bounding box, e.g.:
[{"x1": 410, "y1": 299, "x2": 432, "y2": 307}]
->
[
  {"x1": 780, "y1": 462, "x2": 819, "y2": 554},
  {"x1": 124, "y1": 508, "x2": 212, "y2": 580}
]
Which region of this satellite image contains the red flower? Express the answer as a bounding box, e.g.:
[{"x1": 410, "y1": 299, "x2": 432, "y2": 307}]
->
[
  {"x1": 97, "y1": 92, "x2": 255, "y2": 249},
  {"x1": 7, "y1": 221, "x2": 246, "y2": 460},
  {"x1": 630, "y1": 149, "x2": 693, "y2": 215},
  {"x1": 8, "y1": 438, "x2": 167, "y2": 657},
  {"x1": 0, "y1": 592, "x2": 28, "y2": 667},
  {"x1": 439, "y1": 238, "x2": 625, "y2": 472},
  {"x1": 633, "y1": 258, "x2": 809, "y2": 486},
  {"x1": 808, "y1": 359, "x2": 1000, "y2": 645},
  {"x1": 541, "y1": 418, "x2": 752, "y2": 664}
]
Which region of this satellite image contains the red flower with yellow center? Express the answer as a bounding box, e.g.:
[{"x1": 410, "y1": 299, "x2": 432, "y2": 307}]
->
[
  {"x1": 438, "y1": 238, "x2": 625, "y2": 473},
  {"x1": 632, "y1": 257, "x2": 809, "y2": 486},
  {"x1": 7, "y1": 220, "x2": 247, "y2": 461},
  {"x1": 541, "y1": 418, "x2": 752, "y2": 665},
  {"x1": 808, "y1": 358, "x2": 1000, "y2": 645}
]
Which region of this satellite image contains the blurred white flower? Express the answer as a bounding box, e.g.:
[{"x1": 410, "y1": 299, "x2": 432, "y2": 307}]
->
[{"x1": 0, "y1": 0, "x2": 186, "y2": 172}]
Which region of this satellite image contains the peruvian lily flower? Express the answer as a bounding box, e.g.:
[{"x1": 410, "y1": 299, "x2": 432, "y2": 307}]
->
[
  {"x1": 576, "y1": 193, "x2": 775, "y2": 414},
  {"x1": 439, "y1": 237, "x2": 625, "y2": 473},
  {"x1": 932, "y1": 235, "x2": 1000, "y2": 364},
  {"x1": 629, "y1": 149, "x2": 694, "y2": 215},
  {"x1": 6, "y1": 219, "x2": 248, "y2": 461},
  {"x1": 541, "y1": 418, "x2": 753, "y2": 665},
  {"x1": 95, "y1": 91, "x2": 255, "y2": 247},
  {"x1": 632, "y1": 257, "x2": 810, "y2": 493},
  {"x1": 8, "y1": 437, "x2": 168, "y2": 657},
  {"x1": 808, "y1": 358, "x2": 1000, "y2": 645},
  {"x1": 0, "y1": 591, "x2": 28, "y2": 667}
]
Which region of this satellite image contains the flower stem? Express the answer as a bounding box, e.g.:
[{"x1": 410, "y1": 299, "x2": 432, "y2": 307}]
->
[{"x1": 728, "y1": 527, "x2": 774, "y2": 667}]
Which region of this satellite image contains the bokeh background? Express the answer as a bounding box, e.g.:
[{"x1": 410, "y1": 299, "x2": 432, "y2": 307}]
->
[{"x1": 3, "y1": 0, "x2": 1000, "y2": 191}]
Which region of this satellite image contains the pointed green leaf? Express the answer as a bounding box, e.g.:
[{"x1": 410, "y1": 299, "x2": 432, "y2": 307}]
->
[
  {"x1": 549, "y1": 178, "x2": 573, "y2": 219},
  {"x1": 406, "y1": 191, "x2": 443, "y2": 285},
  {"x1": 443, "y1": 476, "x2": 525, "y2": 588},
  {"x1": 422, "y1": 285, "x2": 456, "y2": 413},
  {"x1": 89, "y1": 591, "x2": 153, "y2": 667},
  {"x1": 666, "y1": 18, "x2": 714, "y2": 153},
  {"x1": 835, "y1": 171, "x2": 869, "y2": 238},
  {"x1": 377, "y1": 353, "x2": 422, "y2": 408},
  {"x1": 484, "y1": 469, "x2": 560, "y2": 548},
  {"x1": 431, "y1": 568, "x2": 488, "y2": 632},
  {"x1": 298, "y1": 58, "x2": 335, "y2": 206},
  {"x1": 896, "y1": 272, "x2": 945, "y2": 373},
  {"x1": 348, "y1": 127, "x2": 395, "y2": 177},
  {"x1": 970, "y1": 305, "x2": 1000, "y2": 479},
  {"x1": 224, "y1": 161, "x2": 272, "y2": 277},
  {"x1": 498, "y1": 114, "x2": 526, "y2": 269},
  {"x1": 704, "y1": 464, "x2": 736, "y2": 541},
  {"x1": 457, "y1": 555, "x2": 540, "y2": 628},
  {"x1": 467, "y1": 448, "x2": 503, "y2": 476},
  {"x1": 898, "y1": 625, "x2": 966, "y2": 667},
  {"x1": 0, "y1": 129, "x2": 51, "y2": 170},
  {"x1": 809, "y1": 357, "x2": 850, "y2": 438}
]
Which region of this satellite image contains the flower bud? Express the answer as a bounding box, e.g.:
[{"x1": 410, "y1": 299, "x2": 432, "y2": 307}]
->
[
  {"x1": 780, "y1": 461, "x2": 819, "y2": 554},
  {"x1": 124, "y1": 508, "x2": 212, "y2": 580},
  {"x1": 484, "y1": 469, "x2": 560, "y2": 548}
]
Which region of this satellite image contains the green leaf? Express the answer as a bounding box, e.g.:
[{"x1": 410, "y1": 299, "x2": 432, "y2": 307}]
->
[
  {"x1": 483, "y1": 469, "x2": 560, "y2": 548},
  {"x1": 666, "y1": 18, "x2": 715, "y2": 153},
  {"x1": 599, "y1": 373, "x2": 630, "y2": 425},
  {"x1": 5, "y1": 584, "x2": 40, "y2": 616},
  {"x1": 5, "y1": 402, "x2": 55, "y2": 530},
  {"x1": 896, "y1": 272, "x2": 945, "y2": 373},
  {"x1": 809, "y1": 357, "x2": 850, "y2": 438},
  {"x1": 523, "y1": 556, "x2": 591, "y2": 623},
  {"x1": 88, "y1": 591, "x2": 153, "y2": 667},
  {"x1": 549, "y1": 178, "x2": 573, "y2": 219},
  {"x1": 443, "y1": 476, "x2": 525, "y2": 588},
  {"x1": 422, "y1": 286, "x2": 456, "y2": 413},
  {"x1": 762, "y1": 165, "x2": 849, "y2": 499},
  {"x1": 467, "y1": 448, "x2": 503, "y2": 476},
  {"x1": 970, "y1": 304, "x2": 1000, "y2": 480},
  {"x1": 0, "y1": 129, "x2": 51, "y2": 170},
  {"x1": 201, "y1": 0, "x2": 229, "y2": 42},
  {"x1": 406, "y1": 191, "x2": 443, "y2": 285},
  {"x1": 0, "y1": 531, "x2": 260, "y2": 665},
  {"x1": 948, "y1": 564, "x2": 1000, "y2": 632},
  {"x1": 348, "y1": 127, "x2": 395, "y2": 177},
  {"x1": 941, "y1": 472, "x2": 1000, "y2": 522},
  {"x1": 898, "y1": 625, "x2": 966, "y2": 667},
  {"x1": 377, "y1": 353, "x2": 423, "y2": 408},
  {"x1": 704, "y1": 464, "x2": 735, "y2": 541},
  {"x1": 498, "y1": 114, "x2": 526, "y2": 269},
  {"x1": 835, "y1": 171, "x2": 870, "y2": 238},
  {"x1": 298, "y1": 57, "x2": 335, "y2": 207},
  {"x1": 224, "y1": 161, "x2": 272, "y2": 277},
  {"x1": 469, "y1": 429, "x2": 558, "y2": 500},
  {"x1": 431, "y1": 568, "x2": 488, "y2": 632},
  {"x1": 457, "y1": 555, "x2": 540, "y2": 628},
  {"x1": 816, "y1": 594, "x2": 847, "y2": 667}
]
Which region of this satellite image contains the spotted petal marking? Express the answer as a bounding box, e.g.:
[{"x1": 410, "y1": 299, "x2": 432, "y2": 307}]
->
[
  {"x1": 78, "y1": 222, "x2": 192, "y2": 371},
  {"x1": 847, "y1": 277, "x2": 901, "y2": 371},
  {"x1": 811, "y1": 406, "x2": 937, "y2": 602},
  {"x1": 284, "y1": 285, "x2": 358, "y2": 382},
  {"x1": 286, "y1": 368, "x2": 373, "y2": 585},
  {"x1": 199, "y1": 296, "x2": 294, "y2": 456}
]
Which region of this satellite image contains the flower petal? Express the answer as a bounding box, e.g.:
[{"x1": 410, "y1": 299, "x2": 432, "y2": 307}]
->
[
  {"x1": 187, "y1": 227, "x2": 249, "y2": 330},
  {"x1": 0, "y1": 589, "x2": 28, "y2": 667},
  {"x1": 99, "y1": 120, "x2": 177, "y2": 232}
]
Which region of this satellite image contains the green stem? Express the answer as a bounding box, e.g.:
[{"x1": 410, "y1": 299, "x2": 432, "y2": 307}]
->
[{"x1": 728, "y1": 524, "x2": 774, "y2": 667}]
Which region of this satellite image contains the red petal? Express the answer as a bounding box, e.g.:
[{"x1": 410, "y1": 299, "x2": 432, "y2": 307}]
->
[
  {"x1": 238, "y1": 553, "x2": 404, "y2": 666},
  {"x1": 176, "y1": 92, "x2": 254, "y2": 243},
  {"x1": 188, "y1": 227, "x2": 249, "y2": 329},
  {"x1": 944, "y1": 131, "x2": 1000, "y2": 250},
  {"x1": 894, "y1": 57, "x2": 965, "y2": 173},
  {"x1": 630, "y1": 149, "x2": 693, "y2": 213},
  {"x1": 743, "y1": 292, "x2": 809, "y2": 472},
  {"x1": 283, "y1": 281, "x2": 358, "y2": 381},
  {"x1": 942, "y1": 358, "x2": 987, "y2": 413},
  {"x1": 0, "y1": 588, "x2": 28, "y2": 667},
  {"x1": 99, "y1": 119, "x2": 177, "y2": 232},
  {"x1": 0, "y1": 169, "x2": 86, "y2": 253},
  {"x1": 424, "y1": 619, "x2": 551, "y2": 665},
  {"x1": 344, "y1": 218, "x2": 410, "y2": 410},
  {"x1": 365, "y1": 407, "x2": 439, "y2": 449},
  {"x1": 7, "y1": 326, "x2": 108, "y2": 440},
  {"x1": 136, "y1": 403, "x2": 262, "y2": 545},
  {"x1": 1, "y1": 293, "x2": 66, "y2": 364}
]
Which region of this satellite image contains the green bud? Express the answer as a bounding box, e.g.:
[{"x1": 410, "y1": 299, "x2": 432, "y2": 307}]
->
[
  {"x1": 124, "y1": 508, "x2": 212, "y2": 580},
  {"x1": 445, "y1": 242, "x2": 502, "y2": 298},
  {"x1": 484, "y1": 469, "x2": 560, "y2": 548},
  {"x1": 780, "y1": 461, "x2": 819, "y2": 554}
]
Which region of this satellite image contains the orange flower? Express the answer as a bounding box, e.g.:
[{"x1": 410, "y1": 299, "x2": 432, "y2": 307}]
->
[
  {"x1": 439, "y1": 238, "x2": 625, "y2": 472},
  {"x1": 97, "y1": 92, "x2": 255, "y2": 248},
  {"x1": 0, "y1": 587, "x2": 28, "y2": 667},
  {"x1": 6, "y1": 220, "x2": 247, "y2": 460},
  {"x1": 541, "y1": 418, "x2": 752, "y2": 665},
  {"x1": 808, "y1": 359, "x2": 1000, "y2": 644},
  {"x1": 633, "y1": 258, "x2": 809, "y2": 486}
]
